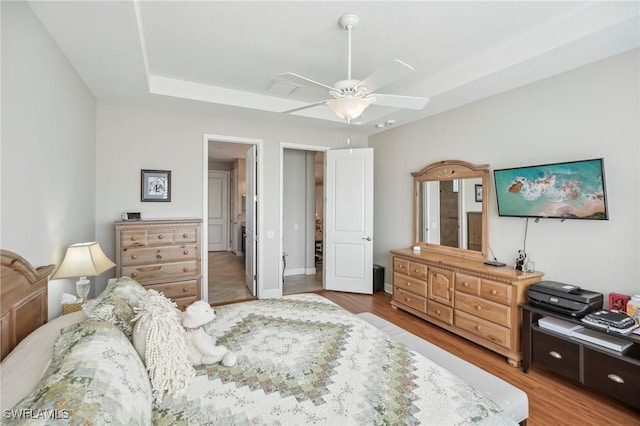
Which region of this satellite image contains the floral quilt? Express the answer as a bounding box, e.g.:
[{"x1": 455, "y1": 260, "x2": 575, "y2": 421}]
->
[{"x1": 153, "y1": 294, "x2": 517, "y2": 425}]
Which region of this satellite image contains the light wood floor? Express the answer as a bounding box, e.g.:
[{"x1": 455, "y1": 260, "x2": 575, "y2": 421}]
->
[
  {"x1": 208, "y1": 251, "x2": 322, "y2": 304},
  {"x1": 314, "y1": 291, "x2": 639, "y2": 426}
]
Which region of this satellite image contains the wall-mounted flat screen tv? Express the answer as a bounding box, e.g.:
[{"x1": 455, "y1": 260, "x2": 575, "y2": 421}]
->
[{"x1": 493, "y1": 158, "x2": 608, "y2": 220}]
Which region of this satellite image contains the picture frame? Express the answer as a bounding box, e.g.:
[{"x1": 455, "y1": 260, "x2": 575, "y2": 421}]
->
[
  {"x1": 141, "y1": 169, "x2": 171, "y2": 202},
  {"x1": 475, "y1": 184, "x2": 483, "y2": 202}
]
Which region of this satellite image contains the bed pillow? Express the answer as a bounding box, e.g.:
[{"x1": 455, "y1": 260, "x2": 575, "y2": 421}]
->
[
  {"x1": 6, "y1": 319, "x2": 152, "y2": 425},
  {"x1": 132, "y1": 289, "x2": 195, "y2": 403},
  {"x1": 82, "y1": 276, "x2": 147, "y2": 339}
]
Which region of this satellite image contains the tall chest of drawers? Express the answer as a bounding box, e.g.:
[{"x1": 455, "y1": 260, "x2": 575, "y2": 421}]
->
[
  {"x1": 115, "y1": 219, "x2": 202, "y2": 310},
  {"x1": 391, "y1": 248, "x2": 543, "y2": 366}
]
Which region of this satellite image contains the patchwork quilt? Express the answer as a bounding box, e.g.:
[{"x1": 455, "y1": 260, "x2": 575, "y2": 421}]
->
[{"x1": 153, "y1": 294, "x2": 517, "y2": 425}]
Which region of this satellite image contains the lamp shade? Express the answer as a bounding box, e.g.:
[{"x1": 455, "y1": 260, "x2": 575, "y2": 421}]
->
[
  {"x1": 327, "y1": 96, "x2": 373, "y2": 121},
  {"x1": 51, "y1": 242, "x2": 115, "y2": 279}
]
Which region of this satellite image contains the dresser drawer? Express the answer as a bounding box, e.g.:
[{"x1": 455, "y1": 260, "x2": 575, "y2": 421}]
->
[
  {"x1": 123, "y1": 261, "x2": 200, "y2": 283},
  {"x1": 145, "y1": 280, "x2": 199, "y2": 299},
  {"x1": 407, "y1": 262, "x2": 428, "y2": 279},
  {"x1": 394, "y1": 287, "x2": 427, "y2": 313},
  {"x1": 122, "y1": 245, "x2": 198, "y2": 266},
  {"x1": 583, "y1": 347, "x2": 640, "y2": 409},
  {"x1": 455, "y1": 292, "x2": 511, "y2": 327},
  {"x1": 146, "y1": 228, "x2": 175, "y2": 245},
  {"x1": 481, "y1": 279, "x2": 513, "y2": 305},
  {"x1": 427, "y1": 300, "x2": 453, "y2": 325},
  {"x1": 174, "y1": 226, "x2": 198, "y2": 243},
  {"x1": 455, "y1": 273, "x2": 480, "y2": 296},
  {"x1": 393, "y1": 258, "x2": 409, "y2": 273},
  {"x1": 174, "y1": 296, "x2": 199, "y2": 311},
  {"x1": 393, "y1": 272, "x2": 427, "y2": 297},
  {"x1": 531, "y1": 328, "x2": 580, "y2": 381},
  {"x1": 120, "y1": 230, "x2": 148, "y2": 248},
  {"x1": 455, "y1": 310, "x2": 510, "y2": 349}
]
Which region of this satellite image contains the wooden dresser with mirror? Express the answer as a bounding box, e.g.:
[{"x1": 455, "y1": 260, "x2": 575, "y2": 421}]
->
[{"x1": 390, "y1": 160, "x2": 543, "y2": 366}]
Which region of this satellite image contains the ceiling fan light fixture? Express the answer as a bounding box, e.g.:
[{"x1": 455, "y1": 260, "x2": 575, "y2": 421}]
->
[{"x1": 328, "y1": 96, "x2": 372, "y2": 121}]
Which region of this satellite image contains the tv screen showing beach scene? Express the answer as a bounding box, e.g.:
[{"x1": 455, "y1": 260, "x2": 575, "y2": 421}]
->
[{"x1": 493, "y1": 158, "x2": 608, "y2": 220}]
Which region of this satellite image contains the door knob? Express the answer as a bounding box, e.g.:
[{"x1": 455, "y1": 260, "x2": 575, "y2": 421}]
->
[{"x1": 362, "y1": 237, "x2": 372, "y2": 241}]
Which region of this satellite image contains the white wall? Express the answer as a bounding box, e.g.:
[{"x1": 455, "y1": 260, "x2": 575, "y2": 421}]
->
[
  {"x1": 369, "y1": 49, "x2": 640, "y2": 304},
  {"x1": 1, "y1": 2, "x2": 97, "y2": 319},
  {"x1": 95, "y1": 103, "x2": 366, "y2": 296}
]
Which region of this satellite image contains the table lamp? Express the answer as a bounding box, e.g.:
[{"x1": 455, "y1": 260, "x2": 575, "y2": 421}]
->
[{"x1": 51, "y1": 242, "x2": 116, "y2": 301}]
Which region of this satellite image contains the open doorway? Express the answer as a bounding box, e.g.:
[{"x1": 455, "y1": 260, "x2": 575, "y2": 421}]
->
[
  {"x1": 207, "y1": 139, "x2": 256, "y2": 304},
  {"x1": 282, "y1": 148, "x2": 324, "y2": 295}
]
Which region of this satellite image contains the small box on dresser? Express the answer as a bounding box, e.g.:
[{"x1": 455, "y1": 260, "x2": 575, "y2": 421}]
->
[{"x1": 115, "y1": 219, "x2": 202, "y2": 310}]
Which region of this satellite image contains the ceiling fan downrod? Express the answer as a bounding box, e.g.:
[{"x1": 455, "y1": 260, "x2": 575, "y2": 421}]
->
[{"x1": 339, "y1": 14, "x2": 360, "y2": 82}]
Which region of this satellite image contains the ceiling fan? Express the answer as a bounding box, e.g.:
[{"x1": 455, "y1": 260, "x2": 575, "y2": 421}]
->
[{"x1": 280, "y1": 13, "x2": 429, "y2": 122}]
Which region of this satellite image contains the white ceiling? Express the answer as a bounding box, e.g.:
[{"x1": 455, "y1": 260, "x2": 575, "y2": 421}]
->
[{"x1": 29, "y1": 1, "x2": 639, "y2": 137}]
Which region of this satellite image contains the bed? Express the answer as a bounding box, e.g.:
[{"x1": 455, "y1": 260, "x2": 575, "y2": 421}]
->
[{"x1": 1, "y1": 250, "x2": 522, "y2": 425}]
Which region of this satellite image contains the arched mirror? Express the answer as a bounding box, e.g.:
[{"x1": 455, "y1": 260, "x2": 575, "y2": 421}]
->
[{"x1": 413, "y1": 160, "x2": 489, "y2": 260}]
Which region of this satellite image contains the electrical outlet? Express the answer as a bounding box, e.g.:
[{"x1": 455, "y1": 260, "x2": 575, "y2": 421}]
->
[{"x1": 608, "y1": 292, "x2": 630, "y2": 312}]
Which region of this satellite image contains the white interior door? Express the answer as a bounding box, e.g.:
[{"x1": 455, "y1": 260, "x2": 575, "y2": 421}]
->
[
  {"x1": 325, "y1": 148, "x2": 374, "y2": 293},
  {"x1": 245, "y1": 145, "x2": 257, "y2": 296},
  {"x1": 208, "y1": 171, "x2": 229, "y2": 251}
]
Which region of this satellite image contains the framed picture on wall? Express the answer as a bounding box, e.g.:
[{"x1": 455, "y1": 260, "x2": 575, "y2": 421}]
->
[
  {"x1": 475, "y1": 184, "x2": 483, "y2": 202},
  {"x1": 141, "y1": 169, "x2": 171, "y2": 202}
]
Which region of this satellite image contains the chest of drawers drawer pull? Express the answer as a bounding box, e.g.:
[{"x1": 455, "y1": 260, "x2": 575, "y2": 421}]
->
[
  {"x1": 131, "y1": 272, "x2": 138, "y2": 277},
  {"x1": 156, "y1": 254, "x2": 162, "y2": 259},
  {"x1": 131, "y1": 236, "x2": 138, "y2": 241},
  {"x1": 183, "y1": 250, "x2": 189, "y2": 255},
  {"x1": 462, "y1": 281, "x2": 470, "y2": 288},
  {"x1": 183, "y1": 233, "x2": 188, "y2": 238},
  {"x1": 183, "y1": 267, "x2": 189, "y2": 272},
  {"x1": 158, "y1": 234, "x2": 164, "y2": 239},
  {"x1": 607, "y1": 374, "x2": 624, "y2": 384},
  {"x1": 490, "y1": 289, "x2": 497, "y2": 295},
  {"x1": 131, "y1": 254, "x2": 137, "y2": 259},
  {"x1": 475, "y1": 305, "x2": 482, "y2": 311},
  {"x1": 183, "y1": 287, "x2": 189, "y2": 292},
  {"x1": 549, "y1": 351, "x2": 562, "y2": 359}
]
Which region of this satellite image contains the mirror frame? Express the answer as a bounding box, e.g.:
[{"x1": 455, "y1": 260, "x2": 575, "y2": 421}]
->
[{"x1": 413, "y1": 160, "x2": 490, "y2": 260}]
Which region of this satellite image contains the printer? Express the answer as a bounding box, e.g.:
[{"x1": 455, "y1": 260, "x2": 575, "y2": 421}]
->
[{"x1": 527, "y1": 280, "x2": 603, "y2": 318}]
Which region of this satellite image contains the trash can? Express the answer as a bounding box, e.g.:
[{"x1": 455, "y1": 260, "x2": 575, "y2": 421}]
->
[{"x1": 373, "y1": 264, "x2": 385, "y2": 292}]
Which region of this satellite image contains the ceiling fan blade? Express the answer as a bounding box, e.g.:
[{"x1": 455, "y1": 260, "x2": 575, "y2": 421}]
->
[
  {"x1": 357, "y1": 59, "x2": 415, "y2": 93},
  {"x1": 279, "y1": 72, "x2": 337, "y2": 92},
  {"x1": 281, "y1": 100, "x2": 330, "y2": 114},
  {"x1": 370, "y1": 93, "x2": 429, "y2": 110}
]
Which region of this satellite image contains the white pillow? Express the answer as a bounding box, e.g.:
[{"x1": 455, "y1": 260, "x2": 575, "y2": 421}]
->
[{"x1": 132, "y1": 290, "x2": 194, "y2": 403}]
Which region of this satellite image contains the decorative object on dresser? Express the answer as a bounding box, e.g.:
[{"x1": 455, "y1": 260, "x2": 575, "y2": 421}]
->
[
  {"x1": 51, "y1": 242, "x2": 116, "y2": 301},
  {"x1": 393, "y1": 160, "x2": 544, "y2": 367},
  {"x1": 115, "y1": 219, "x2": 202, "y2": 310},
  {"x1": 141, "y1": 169, "x2": 171, "y2": 202},
  {"x1": 522, "y1": 303, "x2": 640, "y2": 410}
]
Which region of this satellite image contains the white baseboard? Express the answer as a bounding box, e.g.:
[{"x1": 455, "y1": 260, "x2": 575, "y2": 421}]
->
[
  {"x1": 384, "y1": 282, "x2": 392, "y2": 294},
  {"x1": 284, "y1": 267, "x2": 316, "y2": 277}
]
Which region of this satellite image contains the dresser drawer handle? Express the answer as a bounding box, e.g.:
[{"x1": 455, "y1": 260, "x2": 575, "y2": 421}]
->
[
  {"x1": 156, "y1": 254, "x2": 162, "y2": 259},
  {"x1": 414, "y1": 269, "x2": 420, "y2": 273},
  {"x1": 131, "y1": 254, "x2": 137, "y2": 259},
  {"x1": 158, "y1": 235, "x2": 164, "y2": 239},
  {"x1": 183, "y1": 250, "x2": 189, "y2": 255},
  {"x1": 607, "y1": 374, "x2": 624, "y2": 384},
  {"x1": 182, "y1": 287, "x2": 189, "y2": 293},
  {"x1": 475, "y1": 305, "x2": 482, "y2": 311},
  {"x1": 549, "y1": 351, "x2": 562, "y2": 359},
  {"x1": 131, "y1": 272, "x2": 138, "y2": 277},
  {"x1": 183, "y1": 233, "x2": 189, "y2": 238},
  {"x1": 435, "y1": 309, "x2": 441, "y2": 315},
  {"x1": 405, "y1": 297, "x2": 411, "y2": 302},
  {"x1": 405, "y1": 282, "x2": 411, "y2": 286},
  {"x1": 131, "y1": 236, "x2": 138, "y2": 241},
  {"x1": 463, "y1": 281, "x2": 469, "y2": 287},
  {"x1": 490, "y1": 289, "x2": 498, "y2": 295},
  {"x1": 475, "y1": 325, "x2": 481, "y2": 331},
  {"x1": 183, "y1": 267, "x2": 189, "y2": 272}
]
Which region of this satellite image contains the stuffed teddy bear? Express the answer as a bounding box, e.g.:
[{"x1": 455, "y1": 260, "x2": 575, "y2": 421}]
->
[{"x1": 182, "y1": 300, "x2": 237, "y2": 367}]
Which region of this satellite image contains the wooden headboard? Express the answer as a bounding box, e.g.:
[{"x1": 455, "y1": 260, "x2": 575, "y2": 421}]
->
[{"x1": 1, "y1": 250, "x2": 54, "y2": 361}]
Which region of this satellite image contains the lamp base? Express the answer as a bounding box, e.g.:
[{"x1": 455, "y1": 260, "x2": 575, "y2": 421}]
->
[{"x1": 76, "y1": 277, "x2": 90, "y2": 302}]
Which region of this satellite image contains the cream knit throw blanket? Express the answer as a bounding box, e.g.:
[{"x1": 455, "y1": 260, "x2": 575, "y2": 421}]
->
[{"x1": 132, "y1": 290, "x2": 195, "y2": 403}]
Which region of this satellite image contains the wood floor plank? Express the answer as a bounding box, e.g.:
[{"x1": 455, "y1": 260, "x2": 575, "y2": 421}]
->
[{"x1": 316, "y1": 290, "x2": 640, "y2": 425}]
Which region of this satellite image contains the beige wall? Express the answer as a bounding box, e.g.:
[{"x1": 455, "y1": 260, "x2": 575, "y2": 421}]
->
[
  {"x1": 1, "y1": 2, "x2": 97, "y2": 319},
  {"x1": 95, "y1": 103, "x2": 366, "y2": 298},
  {"x1": 369, "y1": 49, "x2": 640, "y2": 302}
]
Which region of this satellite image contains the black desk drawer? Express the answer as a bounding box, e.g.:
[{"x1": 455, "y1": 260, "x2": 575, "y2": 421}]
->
[
  {"x1": 532, "y1": 328, "x2": 580, "y2": 381},
  {"x1": 583, "y1": 347, "x2": 640, "y2": 409}
]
